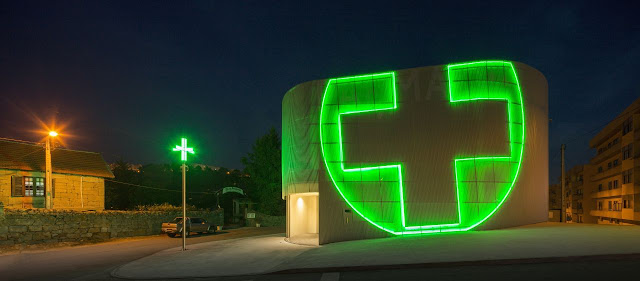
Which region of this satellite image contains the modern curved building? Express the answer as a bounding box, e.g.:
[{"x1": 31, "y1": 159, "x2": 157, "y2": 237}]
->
[{"x1": 282, "y1": 61, "x2": 548, "y2": 245}]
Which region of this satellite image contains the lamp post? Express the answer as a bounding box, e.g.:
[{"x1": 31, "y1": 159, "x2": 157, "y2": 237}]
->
[
  {"x1": 45, "y1": 131, "x2": 57, "y2": 209},
  {"x1": 172, "y1": 138, "x2": 194, "y2": 251}
]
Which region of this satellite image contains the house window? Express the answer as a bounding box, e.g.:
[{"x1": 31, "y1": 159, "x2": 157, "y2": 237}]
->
[
  {"x1": 16, "y1": 176, "x2": 45, "y2": 197},
  {"x1": 622, "y1": 117, "x2": 633, "y2": 135},
  {"x1": 24, "y1": 177, "x2": 34, "y2": 196},
  {"x1": 35, "y1": 178, "x2": 44, "y2": 196},
  {"x1": 623, "y1": 169, "x2": 633, "y2": 184}
]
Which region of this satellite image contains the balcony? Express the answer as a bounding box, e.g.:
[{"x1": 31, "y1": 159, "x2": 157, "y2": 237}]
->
[
  {"x1": 591, "y1": 188, "x2": 622, "y2": 199},
  {"x1": 622, "y1": 183, "x2": 639, "y2": 195},
  {"x1": 591, "y1": 142, "x2": 621, "y2": 165},
  {"x1": 590, "y1": 210, "x2": 622, "y2": 219},
  {"x1": 621, "y1": 209, "x2": 639, "y2": 221},
  {"x1": 590, "y1": 165, "x2": 622, "y2": 181}
]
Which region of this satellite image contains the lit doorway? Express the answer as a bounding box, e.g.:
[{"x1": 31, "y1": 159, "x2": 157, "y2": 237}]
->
[{"x1": 287, "y1": 192, "x2": 318, "y2": 245}]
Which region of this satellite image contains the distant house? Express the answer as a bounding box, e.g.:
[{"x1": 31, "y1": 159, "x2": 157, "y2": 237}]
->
[{"x1": 0, "y1": 139, "x2": 114, "y2": 210}]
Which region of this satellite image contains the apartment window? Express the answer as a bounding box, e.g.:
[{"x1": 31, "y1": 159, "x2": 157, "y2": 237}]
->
[
  {"x1": 623, "y1": 169, "x2": 633, "y2": 184},
  {"x1": 612, "y1": 138, "x2": 619, "y2": 145},
  {"x1": 608, "y1": 181, "x2": 612, "y2": 190},
  {"x1": 613, "y1": 201, "x2": 622, "y2": 211},
  {"x1": 622, "y1": 144, "x2": 633, "y2": 160},
  {"x1": 598, "y1": 184, "x2": 603, "y2": 191},
  {"x1": 613, "y1": 180, "x2": 619, "y2": 189},
  {"x1": 623, "y1": 199, "x2": 631, "y2": 209},
  {"x1": 607, "y1": 162, "x2": 612, "y2": 169},
  {"x1": 622, "y1": 117, "x2": 633, "y2": 135},
  {"x1": 598, "y1": 166, "x2": 603, "y2": 173},
  {"x1": 608, "y1": 201, "x2": 612, "y2": 211},
  {"x1": 613, "y1": 159, "x2": 619, "y2": 167},
  {"x1": 598, "y1": 201, "x2": 603, "y2": 210}
]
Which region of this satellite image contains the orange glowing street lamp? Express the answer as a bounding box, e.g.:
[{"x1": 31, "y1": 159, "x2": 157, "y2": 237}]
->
[{"x1": 45, "y1": 131, "x2": 57, "y2": 209}]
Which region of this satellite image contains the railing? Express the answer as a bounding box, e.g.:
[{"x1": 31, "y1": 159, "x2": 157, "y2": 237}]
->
[{"x1": 591, "y1": 188, "x2": 622, "y2": 199}]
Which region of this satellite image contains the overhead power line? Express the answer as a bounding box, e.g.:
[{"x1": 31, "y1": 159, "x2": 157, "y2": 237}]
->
[{"x1": 104, "y1": 179, "x2": 217, "y2": 195}]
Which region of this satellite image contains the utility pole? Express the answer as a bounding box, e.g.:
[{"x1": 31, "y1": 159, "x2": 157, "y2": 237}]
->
[
  {"x1": 172, "y1": 138, "x2": 194, "y2": 251},
  {"x1": 560, "y1": 144, "x2": 566, "y2": 223},
  {"x1": 45, "y1": 131, "x2": 57, "y2": 209},
  {"x1": 181, "y1": 162, "x2": 187, "y2": 251}
]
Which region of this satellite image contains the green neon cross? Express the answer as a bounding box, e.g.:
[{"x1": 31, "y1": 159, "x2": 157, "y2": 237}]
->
[
  {"x1": 319, "y1": 61, "x2": 525, "y2": 235},
  {"x1": 173, "y1": 138, "x2": 194, "y2": 162}
]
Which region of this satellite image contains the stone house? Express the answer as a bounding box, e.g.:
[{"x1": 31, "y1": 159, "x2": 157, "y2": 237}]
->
[{"x1": 0, "y1": 139, "x2": 114, "y2": 210}]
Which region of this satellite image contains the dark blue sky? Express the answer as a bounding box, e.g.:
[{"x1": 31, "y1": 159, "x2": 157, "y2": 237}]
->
[{"x1": 1, "y1": 1, "x2": 638, "y2": 182}]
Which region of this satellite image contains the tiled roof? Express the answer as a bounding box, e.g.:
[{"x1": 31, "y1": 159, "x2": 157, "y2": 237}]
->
[{"x1": 0, "y1": 139, "x2": 114, "y2": 178}]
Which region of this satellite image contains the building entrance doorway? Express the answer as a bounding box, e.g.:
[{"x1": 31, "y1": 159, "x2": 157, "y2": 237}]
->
[{"x1": 287, "y1": 192, "x2": 318, "y2": 245}]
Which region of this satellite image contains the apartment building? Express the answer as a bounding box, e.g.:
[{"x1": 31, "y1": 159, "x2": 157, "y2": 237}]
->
[
  {"x1": 564, "y1": 165, "x2": 598, "y2": 223},
  {"x1": 589, "y1": 98, "x2": 639, "y2": 225},
  {"x1": 549, "y1": 183, "x2": 562, "y2": 222}
]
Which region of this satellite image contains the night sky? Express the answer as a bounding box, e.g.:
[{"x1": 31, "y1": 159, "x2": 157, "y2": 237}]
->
[{"x1": 1, "y1": 1, "x2": 638, "y2": 182}]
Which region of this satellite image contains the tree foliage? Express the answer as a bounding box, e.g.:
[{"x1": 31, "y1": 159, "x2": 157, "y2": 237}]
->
[
  {"x1": 242, "y1": 127, "x2": 284, "y2": 216},
  {"x1": 105, "y1": 161, "x2": 246, "y2": 210}
]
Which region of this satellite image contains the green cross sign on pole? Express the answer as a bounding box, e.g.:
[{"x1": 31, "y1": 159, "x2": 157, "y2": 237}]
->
[
  {"x1": 173, "y1": 138, "x2": 194, "y2": 162},
  {"x1": 172, "y1": 137, "x2": 195, "y2": 251}
]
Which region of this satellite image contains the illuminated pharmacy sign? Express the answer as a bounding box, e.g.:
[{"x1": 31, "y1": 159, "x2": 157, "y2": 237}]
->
[
  {"x1": 173, "y1": 138, "x2": 195, "y2": 162},
  {"x1": 319, "y1": 61, "x2": 525, "y2": 235}
]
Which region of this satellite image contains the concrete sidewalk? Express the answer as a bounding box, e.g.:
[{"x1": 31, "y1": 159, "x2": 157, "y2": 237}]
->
[{"x1": 112, "y1": 223, "x2": 640, "y2": 279}]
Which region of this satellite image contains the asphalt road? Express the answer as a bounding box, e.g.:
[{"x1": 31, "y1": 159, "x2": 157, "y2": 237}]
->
[
  {"x1": 3, "y1": 226, "x2": 639, "y2": 281},
  {"x1": 189, "y1": 256, "x2": 640, "y2": 281},
  {"x1": 0, "y1": 226, "x2": 285, "y2": 281}
]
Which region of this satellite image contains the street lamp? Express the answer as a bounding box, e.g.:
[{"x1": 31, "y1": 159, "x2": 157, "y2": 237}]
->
[
  {"x1": 45, "y1": 131, "x2": 57, "y2": 209},
  {"x1": 172, "y1": 137, "x2": 194, "y2": 251}
]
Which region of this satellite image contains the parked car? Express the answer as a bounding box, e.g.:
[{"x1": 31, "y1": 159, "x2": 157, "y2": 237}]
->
[{"x1": 161, "y1": 217, "x2": 215, "y2": 238}]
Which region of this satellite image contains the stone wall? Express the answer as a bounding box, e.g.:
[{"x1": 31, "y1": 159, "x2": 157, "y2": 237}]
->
[
  {"x1": 245, "y1": 211, "x2": 285, "y2": 227},
  {"x1": 0, "y1": 208, "x2": 223, "y2": 250}
]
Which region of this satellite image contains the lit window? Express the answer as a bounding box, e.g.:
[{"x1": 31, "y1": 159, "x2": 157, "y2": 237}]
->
[
  {"x1": 22, "y1": 177, "x2": 45, "y2": 197},
  {"x1": 35, "y1": 178, "x2": 44, "y2": 196},
  {"x1": 24, "y1": 177, "x2": 33, "y2": 196}
]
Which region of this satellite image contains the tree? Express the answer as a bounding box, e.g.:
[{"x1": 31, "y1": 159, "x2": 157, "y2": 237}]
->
[
  {"x1": 242, "y1": 127, "x2": 284, "y2": 216},
  {"x1": 105, "y1": 159, "x2": 138, "y2": 210}
]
